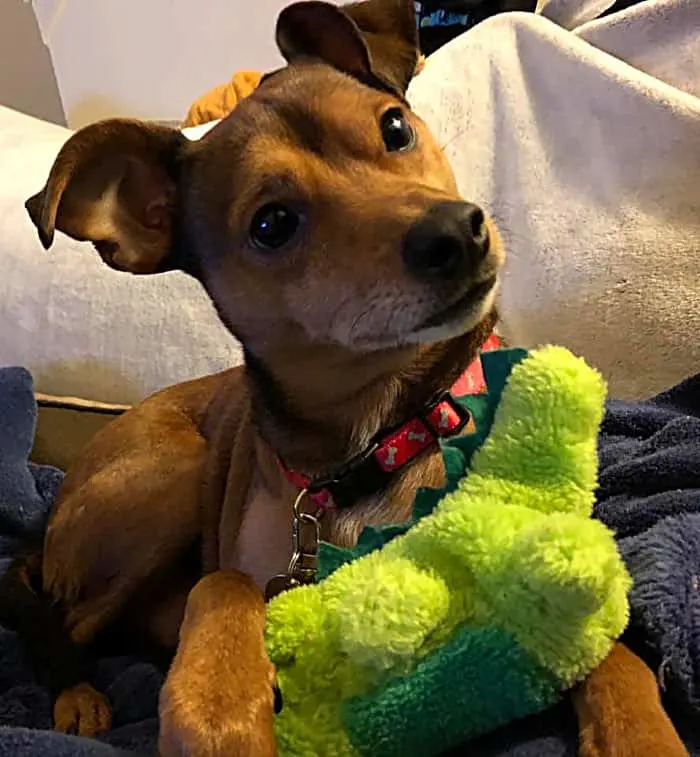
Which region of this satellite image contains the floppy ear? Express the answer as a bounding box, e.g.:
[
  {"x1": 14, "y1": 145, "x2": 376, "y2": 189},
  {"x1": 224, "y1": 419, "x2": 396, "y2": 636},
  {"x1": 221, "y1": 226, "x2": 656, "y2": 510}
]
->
[
  {"x1": 276, "y1": 0, "x2": 419, "y2": 95},
  {"x1": 25, "y1": 119, "x2": 187, "y2": 274}
]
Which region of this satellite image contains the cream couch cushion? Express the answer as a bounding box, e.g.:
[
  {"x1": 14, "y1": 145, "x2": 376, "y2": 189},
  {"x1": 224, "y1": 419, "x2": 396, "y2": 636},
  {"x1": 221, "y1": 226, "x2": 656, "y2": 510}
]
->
[{"x1": 0, "y1": 106, "x2": 241, "y2": 466}]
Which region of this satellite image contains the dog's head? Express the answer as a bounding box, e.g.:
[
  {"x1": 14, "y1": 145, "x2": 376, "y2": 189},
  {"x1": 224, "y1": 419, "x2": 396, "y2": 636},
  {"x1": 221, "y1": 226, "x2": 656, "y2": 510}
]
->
[{"x1": 25, "y1": 0, "x2": 503, "y2": 360}]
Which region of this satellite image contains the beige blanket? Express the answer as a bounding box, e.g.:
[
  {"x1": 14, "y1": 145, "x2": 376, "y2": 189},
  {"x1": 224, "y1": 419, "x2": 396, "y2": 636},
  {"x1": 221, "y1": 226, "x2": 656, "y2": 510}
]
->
[{"x1": 409, "y1": 0, "x2": 700, "y2": 399}]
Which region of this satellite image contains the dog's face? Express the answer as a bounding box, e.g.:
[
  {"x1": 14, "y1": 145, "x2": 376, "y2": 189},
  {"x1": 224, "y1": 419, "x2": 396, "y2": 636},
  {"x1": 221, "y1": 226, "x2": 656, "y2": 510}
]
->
[
  {"x1": 25, "y1": 0, "x2": 503, "y2": 358},
  {"x1": 183, "y1": 64, "x2": 502, "y2": 352}
]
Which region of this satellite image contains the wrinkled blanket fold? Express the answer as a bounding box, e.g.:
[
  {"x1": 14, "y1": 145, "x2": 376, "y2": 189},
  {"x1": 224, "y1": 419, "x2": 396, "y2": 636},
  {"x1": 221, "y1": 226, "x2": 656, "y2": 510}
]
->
[{"x1": 408, "y1": 0, "x2": 700, "y2": 401}]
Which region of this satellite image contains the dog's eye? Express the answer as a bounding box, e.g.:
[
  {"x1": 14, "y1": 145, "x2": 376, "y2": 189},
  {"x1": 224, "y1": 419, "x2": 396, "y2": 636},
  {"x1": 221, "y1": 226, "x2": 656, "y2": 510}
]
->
[
  {"x1": 249, "y1": 204, "x2": 300, "y2": 251},
  {"x1": 380, "y1": 108, "x2": 415, "y2": 153}
]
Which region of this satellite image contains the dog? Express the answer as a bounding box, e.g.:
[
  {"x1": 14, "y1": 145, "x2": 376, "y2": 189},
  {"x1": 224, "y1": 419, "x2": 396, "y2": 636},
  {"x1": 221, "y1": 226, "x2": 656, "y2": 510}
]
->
[{"x1": 9, "y1": 0, "x2": 686, "y2": 755}]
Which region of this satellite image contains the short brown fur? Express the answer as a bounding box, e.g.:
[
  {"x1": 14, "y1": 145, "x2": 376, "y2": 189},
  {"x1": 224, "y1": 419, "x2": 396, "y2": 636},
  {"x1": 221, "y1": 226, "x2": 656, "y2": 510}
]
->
[{"x1": 18, "y1": 1, "x2": 684, "y2": 755}]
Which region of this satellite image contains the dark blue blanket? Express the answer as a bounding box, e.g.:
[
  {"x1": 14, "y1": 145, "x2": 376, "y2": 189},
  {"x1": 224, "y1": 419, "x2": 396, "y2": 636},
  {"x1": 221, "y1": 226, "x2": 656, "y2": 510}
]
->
[
  {"x1": 0, "y1": 365, "x2": 699, "y2": 756},
  {"x1": 0, "y1": 369, "x2": 159, "y2": 757}
]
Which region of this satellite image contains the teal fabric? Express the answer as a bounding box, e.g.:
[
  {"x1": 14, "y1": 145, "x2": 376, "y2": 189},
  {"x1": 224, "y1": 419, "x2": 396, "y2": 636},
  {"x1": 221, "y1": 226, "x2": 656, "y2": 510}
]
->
[{"x1": 344, "y1": 626, "x2": 559, "y2": 757}]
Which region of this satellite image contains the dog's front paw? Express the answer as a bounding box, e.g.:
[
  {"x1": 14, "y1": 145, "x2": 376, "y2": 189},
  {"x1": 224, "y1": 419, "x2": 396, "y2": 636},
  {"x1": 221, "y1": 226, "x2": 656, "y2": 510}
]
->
[
  {"x1": 158, "y1": 681, "x2": 277, "y2": 757},
  {"x1": 573, "y1": 644, "x2": 688, "y2": 757},
  {"x1": 54, "y1": 682, "x2": 112, "y2": 737}
]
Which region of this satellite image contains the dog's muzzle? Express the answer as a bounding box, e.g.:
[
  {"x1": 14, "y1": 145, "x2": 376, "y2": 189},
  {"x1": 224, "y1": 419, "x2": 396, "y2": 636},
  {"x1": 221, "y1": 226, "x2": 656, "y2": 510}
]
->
[{"x1": 402, "y1": 201, "x2": 490, "y2": 281}]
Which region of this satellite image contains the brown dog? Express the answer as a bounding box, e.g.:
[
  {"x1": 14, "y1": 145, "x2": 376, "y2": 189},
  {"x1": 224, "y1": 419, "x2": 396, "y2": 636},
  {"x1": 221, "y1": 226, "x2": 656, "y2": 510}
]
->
[{"x1": 16, "y1": 1, "x2": 686, "y2": 755}]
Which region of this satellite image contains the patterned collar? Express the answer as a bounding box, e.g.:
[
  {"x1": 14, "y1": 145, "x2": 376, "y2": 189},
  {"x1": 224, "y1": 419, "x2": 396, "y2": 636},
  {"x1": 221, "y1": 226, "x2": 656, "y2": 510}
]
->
[{"x1": 280, "y1": 391, "x2": 473, "y2": 511}]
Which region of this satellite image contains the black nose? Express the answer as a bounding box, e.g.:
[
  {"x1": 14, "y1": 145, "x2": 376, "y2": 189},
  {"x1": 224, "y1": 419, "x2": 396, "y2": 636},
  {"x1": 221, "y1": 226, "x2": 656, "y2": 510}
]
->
[{"x1": 402, "y1": 201, "x2": 489, "y2": 280}]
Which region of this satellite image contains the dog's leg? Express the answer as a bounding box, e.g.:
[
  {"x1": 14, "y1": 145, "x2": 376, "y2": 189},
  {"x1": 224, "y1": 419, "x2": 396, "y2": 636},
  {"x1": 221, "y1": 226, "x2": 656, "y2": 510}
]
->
[
  {"x1": 0, "y1": 551, "x2": 112, "y2": 736},
  {"x1": 159, "y1": 571, "x2": 277, "y2": 757},
  {"x1": 573, "y1": 642, "x2": 687, "y2": 757},
  {"x1": 35, "y1": 388, "x2": 215, "y2": 736}
]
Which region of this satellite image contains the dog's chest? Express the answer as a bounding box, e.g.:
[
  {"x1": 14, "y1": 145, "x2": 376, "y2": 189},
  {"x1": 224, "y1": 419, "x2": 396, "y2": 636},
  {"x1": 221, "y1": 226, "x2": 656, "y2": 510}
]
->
[
  {"x1": 221, "y1": 471, "x2": 295, "y2": 591},
  {"x1": 223, "y1": 451, "x2": 446, "y2": 592}
]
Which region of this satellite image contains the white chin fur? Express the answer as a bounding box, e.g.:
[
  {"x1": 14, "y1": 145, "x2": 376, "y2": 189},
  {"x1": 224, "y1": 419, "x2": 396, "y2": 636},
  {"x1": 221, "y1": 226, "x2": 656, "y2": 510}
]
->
[
  {"x1": 401, "y1": 281, "x2": 499, "y2": 346},
  {"x1": 345, "y1": 281, "x2": 499, "y2": 352}
]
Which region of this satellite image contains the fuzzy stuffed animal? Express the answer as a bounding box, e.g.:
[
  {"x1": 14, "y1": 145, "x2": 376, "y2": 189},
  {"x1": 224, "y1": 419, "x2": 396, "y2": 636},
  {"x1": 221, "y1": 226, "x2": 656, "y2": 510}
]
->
[
  {"x1": 183, "y1": 70, "x2": 264, "y2": 128},
  {"x1": 265, "y1": 346, "x2": 631, "y2": 757}
]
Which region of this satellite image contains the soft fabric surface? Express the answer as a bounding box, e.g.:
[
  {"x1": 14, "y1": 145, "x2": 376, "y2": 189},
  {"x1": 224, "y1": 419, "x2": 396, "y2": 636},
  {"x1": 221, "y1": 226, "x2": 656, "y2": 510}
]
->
[
  {"x1": 182, "y1": 70, "x2": 264, "y2": 127},
  {"x1": 0, "y1": 367, "x2": 158, "y2": 756},
  {"x1": 0, "y1": 362, "x2": 699, "y2": 755},
  {"x1": 267, "y1": 346, "x2": 629, "y2": 757},
  {"x1": 0, "y1": 105, "x2": 241, "y2": 407},
  {"x1": 0, "y1": 105, "x2": 241, "y2": 466},
  {"x1": 408, "y1": 0, "x2": 700, "y2": 400}
]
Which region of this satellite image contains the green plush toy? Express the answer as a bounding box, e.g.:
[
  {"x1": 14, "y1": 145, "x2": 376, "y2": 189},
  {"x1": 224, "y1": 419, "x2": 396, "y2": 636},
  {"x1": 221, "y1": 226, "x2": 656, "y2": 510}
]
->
[{"x1": 265, "y1": 346, "x2": 631, "y2": 757}]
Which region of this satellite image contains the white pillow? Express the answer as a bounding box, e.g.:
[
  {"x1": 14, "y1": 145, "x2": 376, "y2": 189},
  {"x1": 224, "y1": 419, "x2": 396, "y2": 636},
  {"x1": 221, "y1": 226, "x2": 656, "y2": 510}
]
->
[
  {"x1": 0, "y1": 105, "x2": 241, "y2": 406},
  {"x1": 408, "y1": 4, "x2": 700, "y2": 401},
  {"x1": 0, "y1": 106, "x2": 240, "y2": 466}
]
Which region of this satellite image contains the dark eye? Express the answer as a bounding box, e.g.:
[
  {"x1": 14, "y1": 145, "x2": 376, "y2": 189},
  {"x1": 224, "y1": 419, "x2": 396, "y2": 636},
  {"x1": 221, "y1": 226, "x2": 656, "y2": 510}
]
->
[
  {"x1": 380, "y1": 108, "x2": 415, "y2": 153},
  {"x1": 249, "y1": 203, "x2": 300, "y2": 251}
]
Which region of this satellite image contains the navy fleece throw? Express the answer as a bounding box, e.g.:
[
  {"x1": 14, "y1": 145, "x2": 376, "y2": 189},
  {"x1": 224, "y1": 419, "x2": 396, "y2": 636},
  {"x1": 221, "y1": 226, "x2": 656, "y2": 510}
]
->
[{"x1": 0, "y1": 364, "x2": 699, "y2": 756}]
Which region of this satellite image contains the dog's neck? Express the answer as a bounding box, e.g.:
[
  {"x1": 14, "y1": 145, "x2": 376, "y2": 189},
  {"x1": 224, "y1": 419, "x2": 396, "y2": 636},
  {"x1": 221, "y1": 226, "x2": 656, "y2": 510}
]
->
[{"x1": 244, "y1": 310, "x2": 497, "y2": 476}]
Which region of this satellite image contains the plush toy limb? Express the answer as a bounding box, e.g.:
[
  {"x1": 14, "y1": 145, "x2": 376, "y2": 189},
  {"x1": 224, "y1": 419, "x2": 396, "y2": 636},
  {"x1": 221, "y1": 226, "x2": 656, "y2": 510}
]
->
[
  {"x1": 343, "y1": 625, "x2": 559, "y2": 757},
  {"x1": 341, "y1": 499, "x2": 628, "y2": 683},
  {"x1": 334, "y1": 556, "x2": 451, "y2": 673},
  {"x1": 453, "y1": 506, "x2": 631, "y2": 683},
  {"x1": 464, "y1": 346, "x2": 606, "y2": 518}
]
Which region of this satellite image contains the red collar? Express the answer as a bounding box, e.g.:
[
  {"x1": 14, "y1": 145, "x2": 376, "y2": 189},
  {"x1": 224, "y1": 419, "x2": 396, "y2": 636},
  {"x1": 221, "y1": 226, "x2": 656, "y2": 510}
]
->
[
  {"x1": 280, "y1": 333, "x2": 501, "y2": 511},
  {"x1": 280, "y1": 390, "x2": 471, "y2": 511}
]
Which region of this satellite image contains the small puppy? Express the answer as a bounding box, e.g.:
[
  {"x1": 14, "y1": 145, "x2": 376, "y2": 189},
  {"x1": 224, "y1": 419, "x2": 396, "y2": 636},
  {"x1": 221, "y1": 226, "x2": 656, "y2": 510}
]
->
[{"x1": 10, "y1": 1, "x2": 685, "y2": 755}]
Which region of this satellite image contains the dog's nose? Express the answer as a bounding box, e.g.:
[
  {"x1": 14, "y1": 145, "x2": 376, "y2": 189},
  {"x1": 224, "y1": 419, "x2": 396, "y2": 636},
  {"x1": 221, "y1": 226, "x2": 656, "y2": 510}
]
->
[{"x1": 402, "y1": 201, "x2": 489, "y2": 280}]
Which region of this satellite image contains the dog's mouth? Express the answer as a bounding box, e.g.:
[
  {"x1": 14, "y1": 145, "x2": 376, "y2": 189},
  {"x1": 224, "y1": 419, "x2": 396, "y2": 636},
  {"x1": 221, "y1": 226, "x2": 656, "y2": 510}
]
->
[
  {"x1": 418, "y1": 275, "x2": 498, "y2": 331},
  {"x1": 335, "y1": 273, "x2": 500, "y2": 352}
]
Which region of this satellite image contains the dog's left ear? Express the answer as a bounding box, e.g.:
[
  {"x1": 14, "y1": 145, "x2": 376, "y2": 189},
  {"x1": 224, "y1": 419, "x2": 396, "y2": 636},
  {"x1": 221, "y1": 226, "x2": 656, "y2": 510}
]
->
[
  {"x1": 276, "y1": 0, "x2": 419, "y2": 96},
  {"x1": 25, "y1": 120, "x2": 187, "y2": 274}
]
